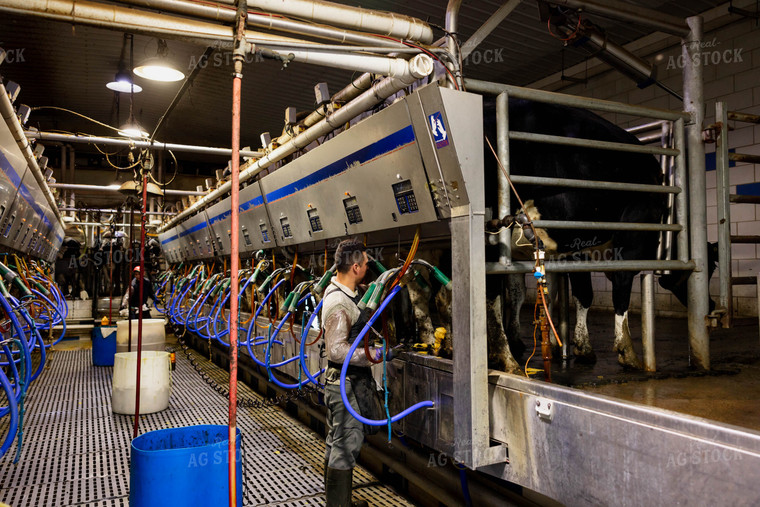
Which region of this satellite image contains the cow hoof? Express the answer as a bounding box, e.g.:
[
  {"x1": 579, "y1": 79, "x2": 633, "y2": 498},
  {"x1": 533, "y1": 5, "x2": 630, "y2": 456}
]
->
[
  {"x1": 573, "y1": 342, "x2": 596, "y2": 364},
  {"x1": 489, "y1": 353, "x2": 522, "y2": 374},
  {"x1": 574, "y1": 350, "x2": 597, "y2": 364},
  {"x1": 616, "y1": 348, "x2": 643, "y2": 370}
]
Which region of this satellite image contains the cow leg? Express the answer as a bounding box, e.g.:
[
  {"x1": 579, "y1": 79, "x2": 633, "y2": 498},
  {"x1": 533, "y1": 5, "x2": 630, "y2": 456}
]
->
[
  {"x1": 611, "y1": 272, "x2": 643, "y2": 369},
  {"x1": 486, "y1": 294, "x2": 521, "y2": 373},
  {"x1": 406, "y1": 281, "x2": 436, "y2": 346},
  {"x1": 504, "y1": 274, "x2": 526, "y2": 357},
  {"x1": 569, "y1": 272, "x2": 596, "y2": 363}
]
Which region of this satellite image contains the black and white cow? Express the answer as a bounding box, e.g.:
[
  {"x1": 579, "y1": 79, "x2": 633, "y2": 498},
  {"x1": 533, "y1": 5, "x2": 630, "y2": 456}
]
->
[{"x1": 485, "y1": 97, "x2": 670, "y2": 369}]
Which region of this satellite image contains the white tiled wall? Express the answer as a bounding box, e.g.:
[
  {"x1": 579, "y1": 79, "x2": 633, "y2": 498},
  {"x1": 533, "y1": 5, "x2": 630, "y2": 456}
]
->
[{"x1": 525, "y1": 12, "x2": 760, "y2": 317}]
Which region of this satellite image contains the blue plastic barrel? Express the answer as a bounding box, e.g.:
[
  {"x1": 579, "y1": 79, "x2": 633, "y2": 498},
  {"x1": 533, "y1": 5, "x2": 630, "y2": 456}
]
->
[
  {"x1": 92, "y1": 325, "x2": 117, "y2": 366},
  {"x1": 130, "y1": 425, "x2": 243, "y2": 507}
]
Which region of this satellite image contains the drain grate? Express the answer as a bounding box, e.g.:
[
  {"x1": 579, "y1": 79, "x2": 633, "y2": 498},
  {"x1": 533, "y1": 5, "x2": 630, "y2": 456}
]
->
[{"x1": 0, "y1": 348, "x2": 414, "y2": 506}]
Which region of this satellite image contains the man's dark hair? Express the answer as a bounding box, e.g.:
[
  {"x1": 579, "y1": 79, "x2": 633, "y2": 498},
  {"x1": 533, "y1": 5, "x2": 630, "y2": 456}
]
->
[{"x1": 334, "y1": 239, "x2": 367, "y2": 273}]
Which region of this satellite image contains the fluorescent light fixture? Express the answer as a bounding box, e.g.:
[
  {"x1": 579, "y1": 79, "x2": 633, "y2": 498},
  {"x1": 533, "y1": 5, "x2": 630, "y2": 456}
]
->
[{"x1": 106, "y1": 71, "x2": 142, "y2": 93}]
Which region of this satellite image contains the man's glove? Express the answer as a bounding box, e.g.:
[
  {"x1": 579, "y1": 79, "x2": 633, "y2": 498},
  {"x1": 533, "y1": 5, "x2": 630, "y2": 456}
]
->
[{"x1": 119, "y1": 309, "x2": 129, "y2": 317}]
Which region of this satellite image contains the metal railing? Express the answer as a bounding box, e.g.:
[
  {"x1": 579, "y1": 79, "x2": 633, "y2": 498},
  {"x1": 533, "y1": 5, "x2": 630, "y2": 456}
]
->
[
  {"x1": 464, "y1": 78, "x2": 696, "y2": 375},
  {"x1": 715, "y1": 101, "x2": 760, "y2": 328}
]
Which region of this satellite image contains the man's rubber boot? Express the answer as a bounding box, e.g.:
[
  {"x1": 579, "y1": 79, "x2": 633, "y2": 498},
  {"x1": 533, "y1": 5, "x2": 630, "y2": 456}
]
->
[
  {"x1": 325, "y1": 467, "x2": 369, "y2": 507},
  {"x1": 326, "y1": 467, "x2": 352, "y2": 507}
]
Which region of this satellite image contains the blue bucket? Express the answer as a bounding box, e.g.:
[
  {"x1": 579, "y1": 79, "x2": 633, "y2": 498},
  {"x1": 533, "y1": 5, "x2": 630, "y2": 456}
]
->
[
  {"x1": 92, "y1": 325, "x2": 117, "y2": 366},
  {"x1": 130, "y1": 425, "x2": 243, "y2": 506}
]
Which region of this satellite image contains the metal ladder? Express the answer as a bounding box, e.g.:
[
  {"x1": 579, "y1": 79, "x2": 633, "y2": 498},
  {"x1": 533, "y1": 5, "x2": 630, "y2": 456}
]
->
[{"x1": 714, "y1": 101, "x2": 760, "y2": 328}]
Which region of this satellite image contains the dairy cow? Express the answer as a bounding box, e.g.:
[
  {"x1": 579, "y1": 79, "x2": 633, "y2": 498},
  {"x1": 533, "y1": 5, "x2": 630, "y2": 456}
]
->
[{"x1": 484, "y1": 97, "x2": 670, "y2": 370}]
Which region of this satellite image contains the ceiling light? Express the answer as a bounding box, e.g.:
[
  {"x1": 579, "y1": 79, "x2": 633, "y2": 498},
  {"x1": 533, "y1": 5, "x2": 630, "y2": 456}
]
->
[
  {"x1": 134, "y1": 58, "x2": 185, "y2": 82},
  {"x1": 118, "y1": 120, "x2": 149, "y2": 139},
  {"x1": 106, "y1": 71, "x2": 142, "y2": 93},
  {"x1": 133, "y1": 39, "x2": 185, "y2": 82},
  {"x1": 118, "y1": 180, "x2": 164, "y2": 196}
]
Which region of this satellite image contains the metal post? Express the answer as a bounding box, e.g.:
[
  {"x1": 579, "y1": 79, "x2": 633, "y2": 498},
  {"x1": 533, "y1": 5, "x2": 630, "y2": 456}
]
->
[
  {"x1": 673, "y1": 117, "x2": 689, "y2": 263},
  {"x1": 452, "y1": 123, "x2": 506, "y2": 468},
  {"x1": 445, "y1": 0, "x2": 463, "y2": 89},
  {"x1": 133, "y1": 169, "x2": 148, "y2": 439},
  {"x1": 641, "y1": 273, "x2": 656, "y2": 371},
  {"x1": 228, "y1": 2, "x2": 246, "y2": 504},
  {"x1": 682, "y1": 15, "x2": 710, "y2": 370},
  {"x1": 496, "y1": 92, "x2": 511, "y2": 265},
  {"x1": 715, "y1": 101, "x2": 733, "y2": 326},
  {"x1": 558, "y1": 273, "x2": 569, "y2": 361}
]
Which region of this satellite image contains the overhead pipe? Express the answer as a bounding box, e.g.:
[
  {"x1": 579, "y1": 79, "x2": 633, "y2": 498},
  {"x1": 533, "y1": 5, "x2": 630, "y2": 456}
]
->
[
  {"x1": 2, "y1": 0, "x2": 432, "y2": 87},
  {"x1": 60, "y1": 207, "x2": 176, "y2": 216},
  {"x1": 0, "y1": 82, "x2": 64, "y2": 226},
  {"x1": 0, "y1": 0, "x2": 327, "y2": 47},
  {"x1": 214, "y1": 0, "x2": 433, "y2": 43},
  {"x1": 28, "y1": 130, "x2": 263, "y2": 159},
  {"x1": 159, "y1": 52, "x2": 433, "y2": 231},
  {"x1": 271, "y1": 71, "x2": 373, "y2": 148},
  {"x1": 112, "y1": 0, "x2": 409, "y2": 49},
  {"x1": 49, "y1": 182, "x2": 204, "y2": 196},
  {"x1": 538, "y1": 0, "x2": 689, "y2": 36}
]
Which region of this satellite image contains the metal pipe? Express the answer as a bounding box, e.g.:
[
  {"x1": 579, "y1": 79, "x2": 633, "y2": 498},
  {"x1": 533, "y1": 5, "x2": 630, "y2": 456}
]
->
[
  {"x1": 216, "y1": 0, "x2": 433, "y2": 43},
  {"x1": 270, "y1": 72, "x2": 373, "y2": 148},
  {"x1": 538, "y1": 0, "x2": 689, "y2": 36},
  {"x1": 509, "y1": 130, "x2": 679, "y2": 156},
  {"x1": 159, "y1": 53, "x2": 433, "y2": 231},
  {"x1": 28, "y1": 131, "x2": 263, "y2": 158},
  {"x1": 486, "y1": 260, "x2": 695, "y2": 274},
  {"x1": 626, "y1": 120, "x2": 668, "y2": 135},
  {"x1": 674, "y1": 118, "x2": 689, "y2": 264},
  {"x1": 61, "y1": 145, "x2": 68, "y2": 211},
  {"x1": 509, "y1": 175, "x2": 681, "y2": 194},
  {"x1": 49, "y1": 182, "x2": 204, "y2": 196},
  {"x1": 464, "y1": 78, "x2": 690, "y2": 121},
  {"x1": 61, "y1": 207, "x2": 175, "y2": 216},
  {"x1": 69, "y1": 221, "x2": 161, "y2": 227},
  {"x1": 461, "y1": 0, "x2": 522, "y2": 59},
  {"x1": 683, "y1": 15, "x2": 710, "y2": 370},
  {"x1": 0, "y1": 81, "x2": 64, "y2": 225},
  {"x1": 641, "y1": 273, "x2": 655, "y2": 371},
  {"x1": 228, "y1": 2, "x2": 246, "y2": 503},
  {"x1": 530, "y1": 220, "x2": 680, "y2": 232},
  {"x1": 111, "y1": 0, "x2": 409, "y2": 49},
  {"x1": 496, "y1": 92, "x2": 510, "y2": 265},
  {"x1": 133, "y1": 164, "x2": 149, "y2": 439},
  {"x1": 558, "y1": 273, "x2": 569, "y2": 361},
  {"x1": 0, "y1": 0, "x2": 299, "y2": 45},
  {"x1": 715, "y1": 101, "x2": 733, "y2": 324},
  {"x1": 252, "y1": 44, "x2": 429, "y2": 81},
  {"x1": 69, "y1": 146, "x2": 76, "y2": 213},
  {"x1": 445, "y1": 0, "x2": 463, "y2": 89},
  {"x1": 657, "y1": 122, "x2": 675, "y2": 264}
]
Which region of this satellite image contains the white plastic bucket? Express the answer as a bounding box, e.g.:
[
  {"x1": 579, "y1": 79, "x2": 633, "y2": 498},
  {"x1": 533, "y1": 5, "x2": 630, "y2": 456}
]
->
[
  {"x1": 112, "y1": 351, "x2": 172, "y2": 415},
  {"x1": 116, "y1": 319, "x2": 166, "y2": 353}
]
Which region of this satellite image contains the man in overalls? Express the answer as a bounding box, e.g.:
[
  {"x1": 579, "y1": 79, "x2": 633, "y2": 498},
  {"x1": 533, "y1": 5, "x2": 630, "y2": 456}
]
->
[{"x1": 322, "y1": 239, "x2": 383, "y2": 507}]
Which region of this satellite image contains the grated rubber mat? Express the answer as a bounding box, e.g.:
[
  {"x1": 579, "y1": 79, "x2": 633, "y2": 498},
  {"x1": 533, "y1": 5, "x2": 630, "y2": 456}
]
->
[{"x1": 0, "y1": 349, "x2": 414, "y2": 506}]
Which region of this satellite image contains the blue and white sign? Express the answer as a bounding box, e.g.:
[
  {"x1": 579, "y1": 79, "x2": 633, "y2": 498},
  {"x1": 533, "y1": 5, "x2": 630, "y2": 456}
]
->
[{"x1": 428, "y1": 111, "x2": 449, "y2": 149}]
